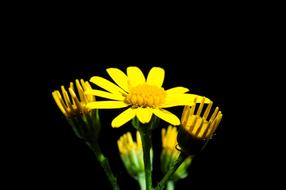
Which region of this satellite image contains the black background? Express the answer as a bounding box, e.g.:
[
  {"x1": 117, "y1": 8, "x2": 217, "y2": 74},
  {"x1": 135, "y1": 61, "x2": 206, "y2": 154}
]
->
[{"x1": 5, "y1": 10, "x2": 272, "y2": 189}]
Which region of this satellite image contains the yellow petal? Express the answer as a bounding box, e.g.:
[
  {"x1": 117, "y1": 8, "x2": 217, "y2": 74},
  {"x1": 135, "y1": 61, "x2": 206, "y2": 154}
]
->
[
  {"x1": 152, "y1": 109, "x2": 180, "y2": 126},
  {"x1": 161, "y1": 94, "x2": 211, "y2": 108},
  {"x1": 61, "y1": 85, "x2": 72, "y2": 108},
  {"x1": 90, "y1": 76, "x2": 126, "y2": 95},
  {"x1": 87, "y1": 101, "x2": 129, "y2": 109},
  {"x1": 111, "y1": 108, "x2": 136, "y2": 128},
  {"x1": 147, "y1": 67, "x2": 165, "y2": 87},
  {"x1": 165, "y1": 126, "x2": 177, "y2": 149},
  {"x1": 136, "y1": 131, "x2": 142, "y2": 149},
  {"x1": 181, "y1": 106, "x2": 190, "y2": 124},
  {"x1": 83, "y1": 81, "x2": 95, "y2": 102},
  {"x1": 106, "y1": 68, "x2": 129, "y2": 92},
  {"x1": 68, "y1": 88, "x2": 82, "y2": 111},
  {"x1": 166, "y1": 87, "x2": 189, "y2": 94},
  {"x1": 136, "y1": 107, "x2": 153, "y2": 124},
  {"x1": 52, "y1": 91, "x2": 67, "y2": 116},
  {"x1": 75, "y1": 79, "x2": 86, "y2": 103},
  {"x1": 127, "y1": 66, "x2": 145, "y2": 87},
  {"x1": 161, "y1": 128, "x2": 166, "y2": 147},
  {"x1": 86, "y1": 89, "x2": 124, "y2": 101}
]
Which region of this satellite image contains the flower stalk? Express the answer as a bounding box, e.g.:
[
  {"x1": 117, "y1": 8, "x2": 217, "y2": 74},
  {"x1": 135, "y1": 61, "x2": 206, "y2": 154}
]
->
[
  {"x1": 139, "y1": 130, "x2": 152, "y2": 190},
  {"x1": 155, "y1": 152, "x2": 188, "y2": 190},
  {"x1": 86, "y1": 141, "x2": 120, "y2": 190},
  {"x1": 132, "y1": 117, "x2": 157, "y2": 190}
]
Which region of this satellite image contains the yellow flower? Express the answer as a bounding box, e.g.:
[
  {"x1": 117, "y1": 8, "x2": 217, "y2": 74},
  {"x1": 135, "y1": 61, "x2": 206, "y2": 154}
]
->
[
  {"x1": 86, "y1": 66, "x2": 208, "y2": 128},
  {"x1": 52, "y1": 79, "x2": 100, "y2": 140},
  {"x1": 181, "y1": 97, "x2": 223, "y2": 140},
  {"x1": 52, "y1": 79, "x2": 95, "y2": 117}
]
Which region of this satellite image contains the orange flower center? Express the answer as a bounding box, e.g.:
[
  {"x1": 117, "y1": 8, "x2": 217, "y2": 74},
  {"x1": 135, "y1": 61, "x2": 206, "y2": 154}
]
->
[{"x1": 125, "y1": 83, "x2": 166, "y2": 108}]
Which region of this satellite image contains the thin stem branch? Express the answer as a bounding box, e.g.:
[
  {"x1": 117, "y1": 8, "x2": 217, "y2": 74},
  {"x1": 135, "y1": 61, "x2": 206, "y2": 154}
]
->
[
  {"x1": 154, "y1": 152, "x2": 187, "y2": 190},
  {"x1": 139, "y1": 130, "x2": 152, "y2": 190},
  {"x1": 86, "y1": 141, "x2": 120, "y2": 190}
]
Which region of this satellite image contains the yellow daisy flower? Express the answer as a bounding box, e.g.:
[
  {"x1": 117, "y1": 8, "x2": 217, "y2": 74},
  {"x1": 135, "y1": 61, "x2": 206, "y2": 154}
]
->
[{"x1": 86, "y1": 66, "x2": 209, "y2": 128}]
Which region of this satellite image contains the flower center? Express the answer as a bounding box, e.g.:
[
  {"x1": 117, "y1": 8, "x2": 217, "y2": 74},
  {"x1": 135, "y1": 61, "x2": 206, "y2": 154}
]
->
[{"x1": 125, "y1": 83, "x2": 166, "y2": 108}]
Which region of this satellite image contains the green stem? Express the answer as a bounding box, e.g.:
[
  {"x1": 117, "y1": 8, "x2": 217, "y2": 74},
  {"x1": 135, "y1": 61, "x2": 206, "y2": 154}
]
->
[
  {"x1": 139, "y1": 130, "x2": 152, "y2": 190},
  {"x1": 154, "y1": 152, "x2": 187, "y2": 190},
  {"x1": 137, "y1": 173, "x2": 146, "y2": 190},
  {"x1": 86, "y1": 142, "x2": 120, "y2": 190},
  {"x1": 166, "y1": 181, "x2": 175, "y2": 190}
]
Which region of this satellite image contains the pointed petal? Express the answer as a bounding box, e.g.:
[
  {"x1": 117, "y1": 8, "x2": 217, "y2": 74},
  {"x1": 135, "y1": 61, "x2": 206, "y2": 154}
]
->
[
  {"x1": 136, "y1": 131, "x2": 142, "y2": 148},
  {"x1": 136, "y1": 107, "x2": 153, "y2": 124},
  {"x1": 106, "y1": 68, "x2": 129, "y2": 92},
  {"x1": 82, "y1": 81, "x2": 95, "y2": 102},
  {"x1": 61, "y1": 85, "x2": 72, "y2": 107},
  {"x1": 87, "y1": 101, "x2": 129, "y2": 109},
  {"x1": 147, "y1": 67, "x2": 165, "y2": 87},
  {"x1": 68, "y1": 88, "x2": 82, "y2": 111},
  {"x1": 152, "y1": 109, "x2": 180, "y2": 126},
  {"x1": 90, "y1": 76, "x2": 126, "y2": 95},
  {"x1": 75, "y1": 79, "x2": 86, "y2": 103},
  {"x1": 166, "y1": 87, "x2": 189, "y2": 95},
  {"x1": 111, "y1": 108, "x2": 136, "y2": 128},
  {"x1": 161, "y1": 94, "x2": 211, "y2": 108},
  {"x1": 161, "y1": 128, "x2": 167, "y2": 147},
  {"x1": 127, "y1": 66, "x2": 145, "y2": 87},
  {"x1": 52, "y1": 91, "x2": 67, "y2": 116},
  {"x1": 85, "y1": 89, "x2": 125, "y2": 101}
]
